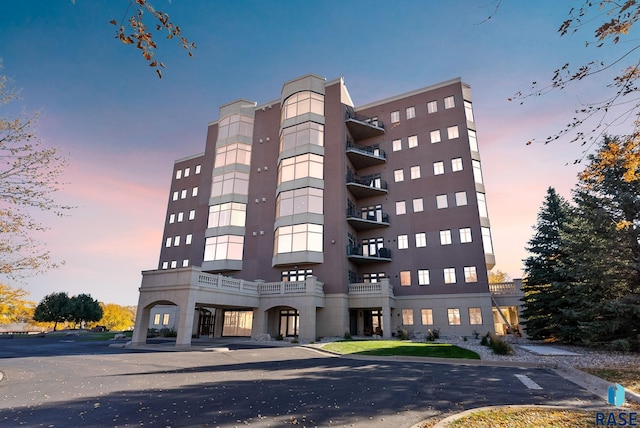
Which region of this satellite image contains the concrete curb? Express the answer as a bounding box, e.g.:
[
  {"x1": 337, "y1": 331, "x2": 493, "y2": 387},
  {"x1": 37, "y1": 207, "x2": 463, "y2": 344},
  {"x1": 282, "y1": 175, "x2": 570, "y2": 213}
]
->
[{"x1": 555, "y1": 363, "x2": 640, "y2": 405}]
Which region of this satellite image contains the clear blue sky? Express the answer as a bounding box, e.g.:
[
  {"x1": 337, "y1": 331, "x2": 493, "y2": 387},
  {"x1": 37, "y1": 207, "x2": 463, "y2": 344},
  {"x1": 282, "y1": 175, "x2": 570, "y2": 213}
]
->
[{"x1": 1, "y1": 1, "x2": 635, "y2": 305}]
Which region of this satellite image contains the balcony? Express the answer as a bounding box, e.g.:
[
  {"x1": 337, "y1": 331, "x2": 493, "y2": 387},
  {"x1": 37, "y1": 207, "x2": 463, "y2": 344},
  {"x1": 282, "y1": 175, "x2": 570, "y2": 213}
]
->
[
  {"x1": 346, "y1": 140, "x2": 386, "y2": 170},
  {"x1": 346, "y1": 172, "x2": 388, "y2": 199},
  {"x1": 347, "y1": 245, "x2": 391, "y2": 264},
  {"x1": 347, "y1": 209, "x2": 390, "y2": 231},
  {"x1": 345, "y1": 107, "x2": 385, "y2": 141}
]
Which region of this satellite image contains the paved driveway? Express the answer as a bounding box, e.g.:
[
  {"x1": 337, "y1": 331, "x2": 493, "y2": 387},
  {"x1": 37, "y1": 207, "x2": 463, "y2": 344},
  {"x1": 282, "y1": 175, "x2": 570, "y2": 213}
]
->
[{"x1": 0, "y1": 338, "x2": 604, "y2": 427}]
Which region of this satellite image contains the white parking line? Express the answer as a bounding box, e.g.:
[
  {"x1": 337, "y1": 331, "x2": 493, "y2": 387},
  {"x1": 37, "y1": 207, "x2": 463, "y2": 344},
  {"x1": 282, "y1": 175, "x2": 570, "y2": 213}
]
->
[{"x1": 515, "y1": 374, "x2": 543, "y2": 390}]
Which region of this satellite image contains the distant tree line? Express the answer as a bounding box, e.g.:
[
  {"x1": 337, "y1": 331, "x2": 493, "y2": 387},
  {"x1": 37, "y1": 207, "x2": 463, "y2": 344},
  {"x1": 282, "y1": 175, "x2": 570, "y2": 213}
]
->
[{"x1": 522, "y1": 138, "x2": 640, "y2": 351}]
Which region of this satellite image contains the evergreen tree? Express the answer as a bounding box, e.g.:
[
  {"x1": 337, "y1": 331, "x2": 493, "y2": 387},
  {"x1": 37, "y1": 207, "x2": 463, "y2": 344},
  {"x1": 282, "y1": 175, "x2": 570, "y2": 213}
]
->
[
  {"x1": 68, "y1": 294, "x2": 103, "y2": 329},
  {"x1": 521, "y1": 187, "x2": 572, "y2": 340},
  {"x1": 562, "y1": 138, "x2": 640, "y2": 349}
]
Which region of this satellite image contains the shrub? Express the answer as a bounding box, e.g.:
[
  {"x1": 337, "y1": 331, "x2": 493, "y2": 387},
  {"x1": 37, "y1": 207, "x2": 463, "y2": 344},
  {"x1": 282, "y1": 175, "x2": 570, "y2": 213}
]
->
[
  {"x1": 343, "y1": 331, "x2": 352, "y2": 340},
  {"x1": 480, "y1": 333, "x2": 489, "y2": 346},
  {"x1": 159, "y1": 328, "x2": 177, "y2": 338},
  {"x1": 608, "y1": 339, "x2": 631, "y2": 353},
  {"x1": 276, "y1": 333, "x2": 284, "y2": 341},
  {"x1": 472, "y1": 330, "x2": 480, "y2": 340},
  {"x1": 147, "y1": 328, "x2": 159, "y2": 338},
  {"x1": 397, "y1": 328, "x2": 409, "y2": 340},
  {"x1": 426, "y1": 328, "x2": 440, "y2": 342},
  {"x1": 487, "y1": 332, "x2": 513, "y2": 355}
]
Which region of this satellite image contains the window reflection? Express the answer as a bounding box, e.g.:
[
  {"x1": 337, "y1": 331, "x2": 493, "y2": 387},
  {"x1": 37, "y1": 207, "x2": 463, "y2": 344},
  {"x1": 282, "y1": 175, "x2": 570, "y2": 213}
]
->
[
  {"x1": 208, "y1": 202, "x2": 247, "y2": 228},
  {"x1": 276, "y1": 187, "x2": 323, "y2": 217},
  {"x1": 277, "y1": 153, "x2": 323, "y2": 184},
  {"x1": 281, "y1": 91, "x2": 324, "y2": 121},
  {"x1": 274, "y1": 223, "x2": 323, "y2": 254},
  {"x1": 280, "y1": 122, "x2": 324, "y2": 151},
  {"x1": 214, "y1": 143, "x2": 252, "y2": 168},
  {"x1": 204, "y1": 235, "x2": 244, "y2": 261}
]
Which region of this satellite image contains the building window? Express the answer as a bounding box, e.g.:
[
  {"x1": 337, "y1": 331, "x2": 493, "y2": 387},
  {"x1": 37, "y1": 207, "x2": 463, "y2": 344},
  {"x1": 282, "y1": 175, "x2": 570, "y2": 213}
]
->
[
  {"x1": 451, "y1": 158, "x2": 463, "y2": 172},
  {"x1": 433, "y1": 161, "x2": 444, "y2": 175},
  {"x1": 195, "y1": 164, "x2": 201, "y2": 174},
  {"x1": 186, "y1": 234, "x2": 192, "y2": 245},
  {"x1": 204, "y1": 235, "x2": 244, "y2": 261},
  {"x1": 173, "y1": 236, "x2": 180, "y2": 246},
  {"x1": 175, "y1": 169, "x2": 182, "y2": 180},
  {"x1": 192, "y1": 187, "x2": 198, "y2": 197},
  {"x1": 444, "y1": 96, "x2": 455, "y2": 109},
  {"x1": 440, "y1": 230, "x2": 452, "y2": 245},
  {"x1": 276, "y1": 187, "x2": 323, "y2": 217},
  {"x1": 447, "y1": 126, "x2": 459, "y2": 139},
  {"x1": 392, "y1": 139, "x2": 402, "y2": 152},
  {"x1": 177, "y1": 212, "x2": 184, "y2": 222},
  {"x1": 396, "y1": 201, "x2": 406, "y2": 215},
  {"x1": 436, "y1": 194, "x2": 448, "y2": 209},
  {"x1": 469, "y1": 307, "x2": 483, "y2": 325},
  {"x1": 281, "y1": 91, "x2": 324, "y2": 121},
  {"x1": 215, "y1": 143, "x2": 252, "y2": 168},
  {"x1": 477, "y1": 192, "x2": 488, "y2": 217},
  {"x1": 464, "y1": 101, "x2": 474, "y2": 122},
  {"x1": 161, "y1": 262, "x2": 168, "y2": 270},
  {"x1": 163, "y1": 313, "x2": 170, "y2": 325},
  {"x1": 482, "y1": 227, "x2": 494, "y2": 254},
  {"x1": 398, "y1": 235, "x2": 408, "y2": 250},
  {"x1": 394, "y1": 169, "x2": 404, "y2": 182},
  {"x1": 170, "y1": 260, "x2": 177, "y2": 268},
  {"x1": 430, "y1": 130, "x2": 441, "y2": 144},
  {"x1": 282, "y1": 269, "x2": 313, "y2": 282},
  {"x1": 211, "y1": 171, "x2": 250, "y2": 197},
  {"x1": 277, "y1": 153, "x2": 323, "y2": 184},
  {"x1": 172, "y1": 191, "x2": 179, "y2": 201},
  {"x1": 184, "y1": 167, "x2": 190, "y2": 177},
  {"x1": 415, "y1": 232, "x2": 426, "y2": 248},
  {"x1": 169, "y1": 213, "x2": 175, "y2": 224},
  {"x1": 280, "y1": 121, "x2": 324, "y2": 151},
  {"x1": 208, "y1": 202, "x2": 247, "y2": 228},
  {"x1": 418, "y1": 269, "x2": 430, "y2": 285},
  {"x1": 468, "y1": 129, "x2": 478, "y2": 152},
  {"x1": 363, "y1": 272, "x2": 386, "y2": 283},
  {"x1": 400, "y1": 270, "x2": 411, "y2": 286},
  {"x1": 189, "y1": 209, "x2": 195, "y2": 220},
  {"x1": 459, "y1": 228, "x2": 472, "y2": 243},
  {"x1": 218, "y1": 114, "x2": 254, "y2": 139},
  {"x1": 390, "y1": 110, "x2": 400, "y2": 123},
  {"x1": 402, "y1": 309, "x2": 414, "y2": 325},
  {"x1": 362, "y1": 237, "x2": 384, "y2": 257},
  {"x1": 464, "y1": 266, "x2": 478, "y2": 283},
  {"x1": 408, "y1": 135, "x2": 418, "y2": 148},
  {"x1": 444, "y1": 268, "x2": 456, "y2": 284},
  {"x1": 165, "y1": 237, "x2": 171, "y2": 248},
  {"x1": 427, "y1": 100, "x2": 438, "y2": 114},
  {"x1": 154, "y1": 313, "x2": 161, "y2": 324},
  {"x1": 455, "y1": 191, "x2": 468, "y2": 206},
  {"x1": 447, "y1": 308, "x2": 461, "y2": 325},
  {"x1": 406, "y1": 106, "x2": 416, "y2": 119},
  {"x1": 410, "y1": 165, "x2": 421, "y2": 180},
  {"x1": 182, "y1": 259, "x2": 189, "y2": 267},
  {"x1": 274, "y1": 223, "x2": 323, "y2": 254},
  {"x1": 421, "y1": 309, "x2": 433, "y2": 325},
  {"x1": 413, "y1": 198, "x2": 424, "y2": 212},
  {"x1": 180, "y1": 189, "x2": 186, "y2": 199},
  {"x1": 472, "y1": 160, "x2": 484, "y2": 184}
]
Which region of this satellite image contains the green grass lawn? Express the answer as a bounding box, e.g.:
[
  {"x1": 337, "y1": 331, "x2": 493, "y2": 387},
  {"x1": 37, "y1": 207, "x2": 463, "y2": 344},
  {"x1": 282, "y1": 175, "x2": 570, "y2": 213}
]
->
[{"x1": 322, "y1": 340, "x2": 480, "y2": 359}]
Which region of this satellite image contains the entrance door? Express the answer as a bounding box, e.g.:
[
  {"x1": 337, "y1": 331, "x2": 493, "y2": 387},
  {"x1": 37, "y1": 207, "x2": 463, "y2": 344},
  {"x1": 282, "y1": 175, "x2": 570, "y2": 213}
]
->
[
  {"x1": 199, "y1": 309, "x2": 214, "y2": 336},
  {"x1": 349, "y1": 310, "x2": 358, "y2": 336}
]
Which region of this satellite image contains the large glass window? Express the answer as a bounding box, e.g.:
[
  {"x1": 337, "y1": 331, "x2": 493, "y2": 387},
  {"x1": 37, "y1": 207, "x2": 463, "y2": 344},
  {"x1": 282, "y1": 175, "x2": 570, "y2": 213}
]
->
[
  {"x1": 282, "y1": 269, "x2": 313, "y2": 282},
  {"x1": 363, "y1": 237, "x2": 384, "y2": 257},
  {"x1": 447, "y1": 308, "x2": 461, "y2": 325},
  {"x1": 436, "y1": 194, "x2": 448, "y2": 209},
  {"x1": 394, "y1": 169, "x2": 404, "y2": 182},
  {"x1": 410, "y1": 165, "x2": 421, "y2": 180},
  {"x1": 397, "y1": 235, "x2": 408, "y2": 250},
  {"x1": 455, "y1": 191, "x2": 468, "y2": 206},
  {"x1": 204, "y1": 235, "x2": 244, "y2": 261},
  {"x1": 277, "y1": 153, "x2": 323, "y2": 184},
  {"x1": 208, "y1": 202, "x2": 247, "y2": 228},
  {"x1": 281, "y1": 91, "x2": 324, "y2": 121},
  {"x1": 444, "y1": 268, "x2": 456, "y2": 284},
  {"x1": 468, "y1": 129, "x2": 479, "y2": 152},
  {"x1": 469, "y1": 307, "x2": 483, "y2": 325},
  {"x1": 279, "y1": 309, "x2": 299, "y2": 337},
  {"x1": 444, "y1": 96, "x2": 455, "y2": 109},
  {"x1": 400, "y1": 271, "x2": 411, "y2": 286},
  {"x1": 390, "y1": 110, "x2": 400, "y2": 123},
  {"x1": 415, "y1": 232, "x2": 427, "y2": 248},
  {"x1": 396, "y1": 201, "x2": 406, "y2": 215},
  {"x1": 413, "y1": 198, "x2": 424, "y2": 212},
  {"x1": 477, "y1": 192, "x2": 488, "y2": 217},
  {"x1": 472, "y1": 160, "x2": 484, "y2": 184},
  {"x1": 211, "y1": 171, "x2": 249, "y2": 197},
  {"x1": 418, "y1": 269, "x2": 430, "y2": 285},
  {"x1": 363, "y1": 272, "x2": 386, "y2": 283},
  {"x1": 402, "y1": 309, "x2": 414, "y2": 325},
  {"x1": 406, "y1": 106, "x2": 416, "y2": 119},
  {"x1": 451, "y1": 158, "x2": 463, "y2": 172},
  {"x1": 392, "y1": 139, "x2": 402, "y2": 152},
  {"x1": 427, "y1": 100, "x2": 438, "y2": 114},
  {"x1": 276, "y1": 187, "x2": 323, "y2": 217},
  {"x1": 433, "y1": 161, "x2": 445, "y2": 175},
  {"x1": 459, "y1": 227, "x2": 472, "y2": 243},
  {"x1": 408, "y1": 135, "x2": 418, "y2": 148},
  {"x1": 280, "y1": 122, "x2": 324, "y2": 151},
  {"x1": 464, "y1": 101, "x2": 475, "y2": 122},
  {"x1": 421, "y1": 309, "x2": 433, "y2": 325},
  {"x1": 440, "y1": 230, "x2": 452, "y2": 245},
  {"x1": 447, "y1": 126, "x2": 459, "y2": 139},
  {"x1": 464, "y1": 266, "x2": 478, "y2": 283},
  {"x1": 218, "y1": 114, "x2": 254, "y2": 140},
  {"x1": 482, "y1": 227, "x2": 494, "y2": 254},
  {"x1": 274, "y1": 223, "x2": 323, "y2": 254},
  {"x1": 214, "y1": 143, "x2": 252, "y2": 168},
  {"x1": 430, "y1": 130, "x2": 441, "y2": 144},
  {"x1": 222, "y1": 310, "x2": 253, "y2": 336}
]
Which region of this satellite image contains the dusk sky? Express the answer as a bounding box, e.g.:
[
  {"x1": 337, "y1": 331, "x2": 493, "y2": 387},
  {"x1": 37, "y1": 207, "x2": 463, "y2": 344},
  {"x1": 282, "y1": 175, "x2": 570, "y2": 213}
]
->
[{"x1": 1, "y1": 1, "x2": 636, "y2": 306}]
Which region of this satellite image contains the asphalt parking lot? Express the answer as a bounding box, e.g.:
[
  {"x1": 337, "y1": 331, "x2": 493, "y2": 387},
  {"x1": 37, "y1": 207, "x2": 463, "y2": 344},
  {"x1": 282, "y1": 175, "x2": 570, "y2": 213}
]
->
[{"x1": 0, "y1": 336, "x2": 605, "y2": 427}]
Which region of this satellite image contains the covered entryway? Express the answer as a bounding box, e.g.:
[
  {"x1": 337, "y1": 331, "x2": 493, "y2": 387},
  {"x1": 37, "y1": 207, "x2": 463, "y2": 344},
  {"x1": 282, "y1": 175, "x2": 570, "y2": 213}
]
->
[{"x1": 349, "y1": 308, "x2": 383, "y2": 336}]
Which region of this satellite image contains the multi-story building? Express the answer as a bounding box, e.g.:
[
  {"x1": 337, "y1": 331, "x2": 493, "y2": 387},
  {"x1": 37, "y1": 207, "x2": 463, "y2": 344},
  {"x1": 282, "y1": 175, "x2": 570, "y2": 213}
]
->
[{"x1": 131, "y1": 74, "x2": 503, "y2": 347}]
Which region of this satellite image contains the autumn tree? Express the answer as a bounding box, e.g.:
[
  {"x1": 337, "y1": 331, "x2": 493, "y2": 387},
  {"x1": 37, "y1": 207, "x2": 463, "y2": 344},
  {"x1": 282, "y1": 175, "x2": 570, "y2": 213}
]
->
[
  {"x1": 88, "y1": 303, "x2": 136, "y2": 331},
  {"x1": 33, "y1": 292, "x2": 71, "y2": 331},
  {"x1": 0, "y1": 283, "x2": 35, "y2": 324},
  {"x1": 512, "y1": 1, "x2": 640, "y2": 181},
  {"x1": 488, "y1": 269, "x2": 511, "y2": 284},
  {"x1": 0, "y1": 68, "x2": 71, "y2": 278},
  {"x1": 110, "y1": 0, "x2": 196, "y2": 78}
]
